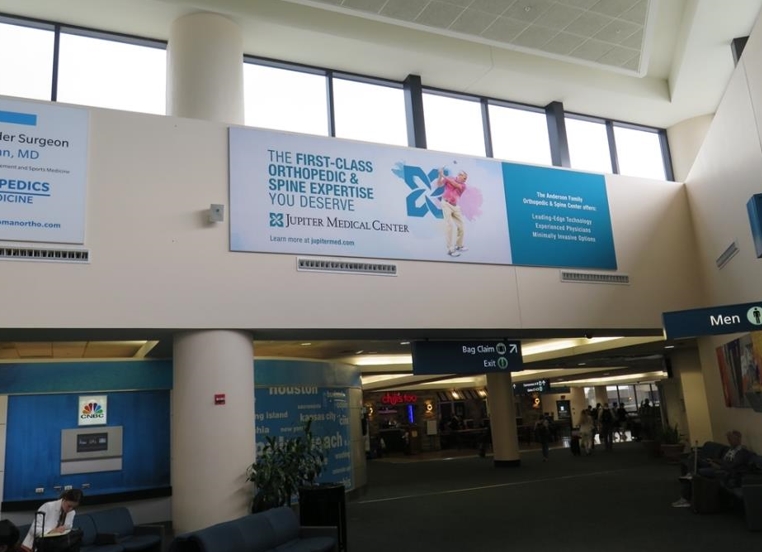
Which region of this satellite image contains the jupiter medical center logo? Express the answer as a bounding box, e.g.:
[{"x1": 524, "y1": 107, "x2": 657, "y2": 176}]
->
[
  {"x1": 270, "y1": 212, "x2": 284, "y2": 227},
  {"x1": 78, "y1": 395, "x2": 108, "y2": 426},
  {"x1": 393, "y1": 164, "x2": 444, "y2": 218}
]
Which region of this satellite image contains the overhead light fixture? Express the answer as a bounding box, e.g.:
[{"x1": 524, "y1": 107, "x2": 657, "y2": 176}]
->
[
  {"x1": 451, "y1": 391, "x2": 461, "y2": 399},
  {"x1": 301, "y1": 343, "x2": 312, "y2": 346},
  {"x1": 665, "y1": 345, "x2": 675, "y2": 349},
  {"x1": 400, "y1": 341, "x2": 410, "y2": 345},
  {"x1": 355, "y1": 350, "x2": 364, "y2": 355},
  {"x1": 578, "y1": 362, "x2": 586, "y2": 366},
  {"x1": 522, "y1": 337, "x2": 624, "y2": 356}
]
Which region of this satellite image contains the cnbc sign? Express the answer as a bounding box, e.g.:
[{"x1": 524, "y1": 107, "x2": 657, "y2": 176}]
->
[{"x1": 78, "y1": 395, "x2": 108, "y2": 426}]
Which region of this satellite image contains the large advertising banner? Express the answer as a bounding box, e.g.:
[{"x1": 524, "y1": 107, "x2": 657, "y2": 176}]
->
[
  {"x1": 230, "y1": 126, "x2": 617, "y2": 269},
  {"x1": 0, "y1": 98, "x2": 89, "y2": 244},
  {"x1": 503, "y1": 163, "x2": 616, "y2": 269},
  {"x1": 255, "y1": 386, "x2": 353, "y2": 490}
]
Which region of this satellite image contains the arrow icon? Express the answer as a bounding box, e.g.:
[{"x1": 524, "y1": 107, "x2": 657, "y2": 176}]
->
[{"x1": 509, "y1": 344, "x2": 518, "y2": 354}]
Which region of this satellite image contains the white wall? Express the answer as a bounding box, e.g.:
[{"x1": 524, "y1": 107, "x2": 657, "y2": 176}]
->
[
  {"x1": 682, "y1": 12, "x2": 762, "y2": 448},
  {"x1": 667, "y1": 114, "x2": 714, "y2": 182},
  {"x1": 0, "y1": 103, "x2": 702, "y2": 333}
]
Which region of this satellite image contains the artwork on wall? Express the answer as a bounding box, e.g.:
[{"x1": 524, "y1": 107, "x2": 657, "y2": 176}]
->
[{"x1": 716, "y1": 330, "x2": 762, "y2": 407}]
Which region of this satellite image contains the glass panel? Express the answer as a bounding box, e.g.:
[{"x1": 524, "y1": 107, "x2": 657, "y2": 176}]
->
[
  {"x1": 617, "y1": 385, "x2": 638, "y2": 413},
  {"x1": 244, "y1": 64, "x2": 328, "y2": 136},
  {"x1": 0, "y1": 22, "x2": 54, "y2": 101},
  {"x1": 489, "y1": 105, "x2": 552, "y2": 166},
  {"x1": 635, "y1": 384, "x2": 659, "y2": 408},
  {"x1": 423, "y1": 93, "x2": 485, "y2": 157},
  {"x1": 614, "y1": 126, "x2": 667, "y2": 180},
  {"x1": 605, "y1": 385, "x2": 619, "y2": 407},
  {"x1": 333, "y1": 78, "x2": 407, "y2": 147},
  {"x1": 57, "y1": 33, "x2": 166, "y2": 114},
  {"x1": 583, "y1": 386, "x2": 596, "y2": 407},
  {"x1": 566, "y1": 117, "x2": 612, "y2": 173}
]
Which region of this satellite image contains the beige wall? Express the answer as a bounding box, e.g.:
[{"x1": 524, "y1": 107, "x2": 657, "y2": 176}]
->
[
  {"x1": 667, "y1": 114, "x2": 714, "y2": 182},
  {"x1": 682, "y1": 13, "x2": 762, "y2": 449},
  {"x1": 541, "y1": 387, "x2": 586, "y2": 425},
  {"x1": 0, "y1": 103, "x2": 702, "y2": 333}
]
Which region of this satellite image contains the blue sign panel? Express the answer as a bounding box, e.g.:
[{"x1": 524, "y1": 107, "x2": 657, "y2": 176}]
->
[
  {"x1": 255, "y1": 386, "x2": 352, "y2": 490},
  {"x1": 747, "y1": 194, "x2": 762, "y2": 258},
  {"x1": 411, "y1": 340, "x2": 523, "y2": 375},
  {"x1": 503, "y1": 163, "x2": 617, "y2": 269},
  {"x1": 513, "y1": 379, "x2": 550, "y2": 395},
  {"x1": 663, "y1": 301, "x2": 762, "y2": 339}
]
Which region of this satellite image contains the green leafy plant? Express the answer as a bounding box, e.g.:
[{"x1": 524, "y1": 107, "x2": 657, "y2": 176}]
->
[
  {"x1": 246, "y1": 419, "x2": 325, "y2": 513},
  {"x1": 658, "y1": 423, "x2": 683, "y2": 445}
]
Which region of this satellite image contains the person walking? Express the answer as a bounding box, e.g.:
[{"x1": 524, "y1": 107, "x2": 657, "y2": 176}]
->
[
  {"x1": 534, "y1": 415, "x2": 552, "y2": 462},
  {"x1": 578, "y1": 409, "x2": 594, "y2": 455}
]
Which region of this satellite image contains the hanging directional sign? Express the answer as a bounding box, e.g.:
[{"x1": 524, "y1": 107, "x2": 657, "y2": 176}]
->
[
  {"x1": 662, "y1": 300, "x2": 762, "y2": 339},
  {"x1": 411, "y1": 340, "x2": 523, "y2": 375}
]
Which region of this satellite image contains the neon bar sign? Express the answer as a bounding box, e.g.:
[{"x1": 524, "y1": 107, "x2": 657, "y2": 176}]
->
[{"x1": 381, "y1": 392, "x2": 418, "y2": 405}]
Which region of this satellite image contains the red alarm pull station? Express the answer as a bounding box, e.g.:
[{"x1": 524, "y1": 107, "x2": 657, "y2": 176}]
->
[{"x1": 214, "y1": 394, "x2": 226, "y2": 405}]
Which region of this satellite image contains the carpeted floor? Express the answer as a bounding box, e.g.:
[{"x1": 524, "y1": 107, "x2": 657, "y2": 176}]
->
[{"x1": 345, "y1": 442, "x2": 761, "y2": 552}]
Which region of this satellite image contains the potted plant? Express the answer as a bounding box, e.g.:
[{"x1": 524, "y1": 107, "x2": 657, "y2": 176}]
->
[
  {"x1": 658, "y1": 423, "x2": 685, "y2": 463},
  {"x1": 246, "y1": 419, "x2": 325, "y2": 513}
]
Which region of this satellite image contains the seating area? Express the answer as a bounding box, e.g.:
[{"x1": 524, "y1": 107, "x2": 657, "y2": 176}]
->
[
  {"x1": 681, "y1": 441, "x2": 762, "y2": 531},
  {"x1": 167, "y1": 506, "x2": 338, "y2": 552},
  {"x1": 17, "y1": 507, "x2": 164, "y2": 552}
]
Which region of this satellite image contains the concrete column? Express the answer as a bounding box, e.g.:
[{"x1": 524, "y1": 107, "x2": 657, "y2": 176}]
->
[
  {"x1": 594, "y1": 385, "x2": 609, "y2": 407},
  {"x1": 670, "y1": 348, "x2": 713, "y2": 445},
  {"x1": 172, "y1": 331, "x2": 254, "y2": 532},
  {"x1": 486, "y1": 372, "x2": 520, "y2": 467},
  {"x1": 167, "y1": 12, "x2": 244, "y2": 124}
]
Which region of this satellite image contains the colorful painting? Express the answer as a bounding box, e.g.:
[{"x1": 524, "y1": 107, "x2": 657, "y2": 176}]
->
[{"x1": 717, "y1": 330, "x2": 762, "y2": 408}]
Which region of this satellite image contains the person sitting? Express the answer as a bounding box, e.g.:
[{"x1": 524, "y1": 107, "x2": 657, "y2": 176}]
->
[
  {"x1": 672, "y1": 430, "x2": 753, "y2": 507},
  {"x1": 21, "y1": 488, "x2": 83, "y2": 551}
]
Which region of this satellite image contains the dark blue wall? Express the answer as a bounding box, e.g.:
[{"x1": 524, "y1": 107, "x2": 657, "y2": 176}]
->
[{"x1": 4, "y1": 390, "x2": 170, "y2": 501}]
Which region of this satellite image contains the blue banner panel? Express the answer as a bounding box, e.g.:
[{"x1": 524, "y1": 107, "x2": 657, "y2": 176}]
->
[
  {"x1": 253, "y1": 360, "x2": 361, "y2": 388},
  {"x1": 0, "y1": 360, "x2": 172, "y2": 394},
  {"x1": 747, "y1": 194, "x2": 762, "y2": 258},
  {"x1": 663, "y1": 301, "x2": 762, "y2": 339},
  {"x1": 412, "y1": 340, "x2": 523, "y2": 375},
  {"x1": 255, "y1": 387, "x2": 352, "y2": 491},
  {"x1": 503, "y1": 163, "x2": 617, "y2": 269}
]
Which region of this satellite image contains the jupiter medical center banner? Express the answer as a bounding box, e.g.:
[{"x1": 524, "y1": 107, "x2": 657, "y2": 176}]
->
[
  {"x1": 230, "y1": 127, "x2": 616, "y2": 269},
  {"x1": 0, "y1": 97, "x2": 89, "y2": 244}
]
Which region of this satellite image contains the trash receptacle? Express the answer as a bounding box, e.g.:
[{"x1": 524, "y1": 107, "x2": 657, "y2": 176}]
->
[{"x1": 299, "y1": 483, "x2": 347, "y2": 552}]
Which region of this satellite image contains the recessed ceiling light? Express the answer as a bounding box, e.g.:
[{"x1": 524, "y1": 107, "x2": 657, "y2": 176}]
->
[
  {"x1": 664, "y1": 345, "x2": 675, "y2": 349},
  {"x1": 524, "y1": 6, "x2": 531, "y2": 11},
  {"x1": 301, "y1": 343, "x2": 312, "y2": 346},
  {"x1": 400, "y1": 341, "x2": 410, "y2": 345},
  {"x1": 355, "y1": 350, "x2": 364, "y2": 354},
  {"x1": 578, "y1": 362, "x2": 586, "y2": 366}
]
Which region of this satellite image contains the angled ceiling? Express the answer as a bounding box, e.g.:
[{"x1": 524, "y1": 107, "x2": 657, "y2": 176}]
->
[
  {"x1": 286, "y1": 0, "x2": 653, "y2": 76},
  {"x1": 1, "y1": 0, "x2": 760, "y2": 126}
]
